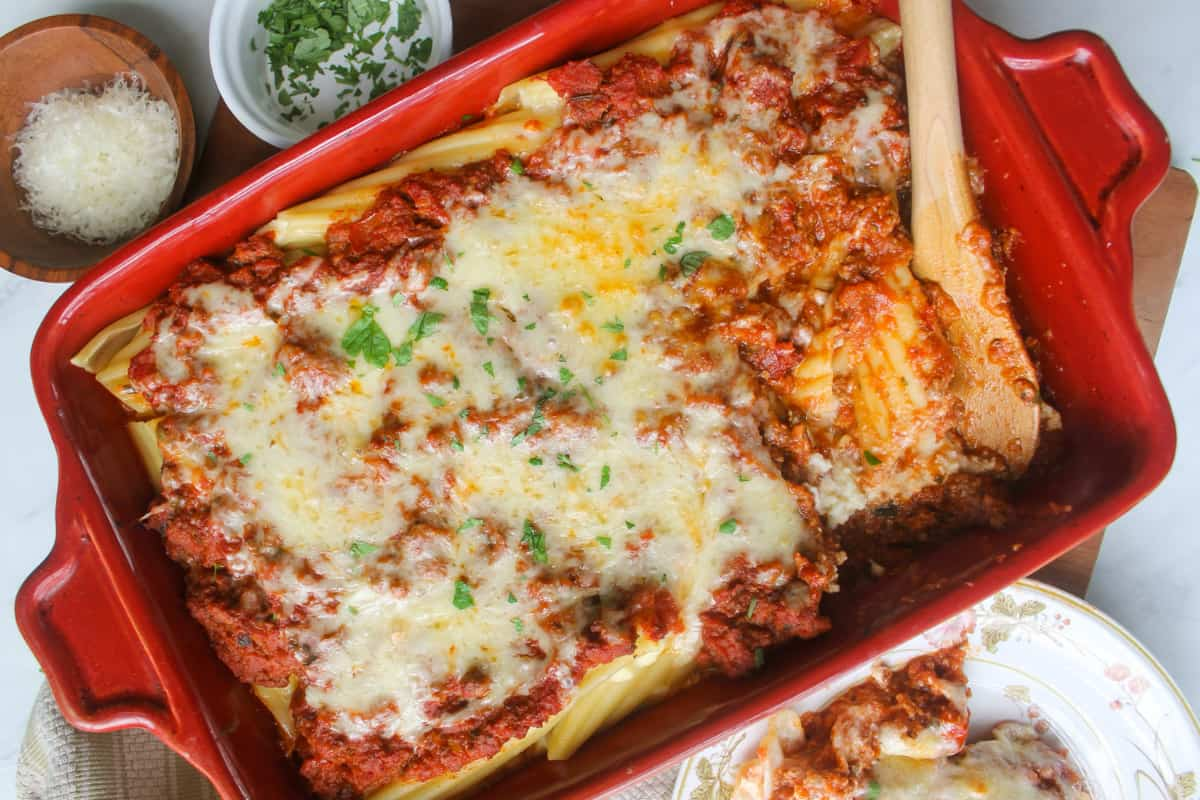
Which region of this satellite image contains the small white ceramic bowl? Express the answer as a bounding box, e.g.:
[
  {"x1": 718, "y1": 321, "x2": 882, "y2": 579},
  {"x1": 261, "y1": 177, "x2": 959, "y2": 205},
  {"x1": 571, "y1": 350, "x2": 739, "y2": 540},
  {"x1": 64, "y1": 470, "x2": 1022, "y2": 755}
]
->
[{"x1": 210, "y1": 0, "x2": 453, "y2": 148}]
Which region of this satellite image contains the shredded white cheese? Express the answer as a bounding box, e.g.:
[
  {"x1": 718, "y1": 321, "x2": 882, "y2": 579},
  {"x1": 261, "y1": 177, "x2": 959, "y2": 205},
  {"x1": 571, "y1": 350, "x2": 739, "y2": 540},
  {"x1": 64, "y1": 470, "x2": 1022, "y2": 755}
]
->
[{"x1": 12, "y1": 74, "x2": 180, "y2": 245}]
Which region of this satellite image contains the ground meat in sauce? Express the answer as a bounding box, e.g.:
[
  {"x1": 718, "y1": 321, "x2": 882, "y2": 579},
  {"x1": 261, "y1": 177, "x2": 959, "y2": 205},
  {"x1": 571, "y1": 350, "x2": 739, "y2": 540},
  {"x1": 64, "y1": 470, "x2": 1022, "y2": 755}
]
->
[{"x1": 117, "y1": 2, "x2": 1037, "y2": 797}]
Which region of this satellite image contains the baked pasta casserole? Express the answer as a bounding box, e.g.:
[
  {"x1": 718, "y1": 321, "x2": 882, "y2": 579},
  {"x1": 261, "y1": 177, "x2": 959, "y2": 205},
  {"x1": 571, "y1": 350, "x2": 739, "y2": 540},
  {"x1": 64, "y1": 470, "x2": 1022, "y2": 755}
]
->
[{"x1": 72, "y1": 1, "x2": 1041, "y2": 797}]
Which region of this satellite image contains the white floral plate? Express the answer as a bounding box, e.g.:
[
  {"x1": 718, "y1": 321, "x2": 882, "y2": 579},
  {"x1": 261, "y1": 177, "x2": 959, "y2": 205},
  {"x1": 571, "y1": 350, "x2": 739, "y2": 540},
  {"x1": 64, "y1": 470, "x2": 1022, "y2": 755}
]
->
[{"x1": 672, "y1": 579, "x2": 1198, "y2": 800}]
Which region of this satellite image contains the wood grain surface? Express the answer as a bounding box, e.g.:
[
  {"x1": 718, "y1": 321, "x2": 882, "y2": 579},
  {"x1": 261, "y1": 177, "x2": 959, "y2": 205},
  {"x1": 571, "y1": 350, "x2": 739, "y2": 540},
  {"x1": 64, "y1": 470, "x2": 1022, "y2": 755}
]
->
[
  {"x1": 0, "y1": 14, "x2": 195, "y2": 282},
  {"x1": 183, "y1": 1, "x2": 1200, "y2": 597}
]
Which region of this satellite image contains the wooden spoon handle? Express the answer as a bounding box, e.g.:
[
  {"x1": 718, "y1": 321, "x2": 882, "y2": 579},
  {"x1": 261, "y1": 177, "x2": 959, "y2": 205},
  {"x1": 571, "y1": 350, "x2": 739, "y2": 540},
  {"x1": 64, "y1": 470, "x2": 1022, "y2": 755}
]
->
[{"x1": 900, "y1": 0, "x2": 1041, "y2": 472}]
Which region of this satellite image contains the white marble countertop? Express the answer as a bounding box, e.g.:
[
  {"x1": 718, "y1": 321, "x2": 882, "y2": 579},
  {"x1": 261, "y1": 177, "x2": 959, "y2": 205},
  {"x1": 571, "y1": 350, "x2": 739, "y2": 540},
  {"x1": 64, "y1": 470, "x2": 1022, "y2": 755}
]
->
[{"x1": 1, "y1": 0, "x2": 1198, "y2": 794}]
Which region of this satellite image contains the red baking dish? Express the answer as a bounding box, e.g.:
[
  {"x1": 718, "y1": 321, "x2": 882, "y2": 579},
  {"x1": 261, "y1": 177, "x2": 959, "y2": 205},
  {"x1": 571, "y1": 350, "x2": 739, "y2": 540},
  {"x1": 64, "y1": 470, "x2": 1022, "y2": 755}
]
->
[{"x1": 18, "y1": 1, "x2": 1174, "y2": 797}]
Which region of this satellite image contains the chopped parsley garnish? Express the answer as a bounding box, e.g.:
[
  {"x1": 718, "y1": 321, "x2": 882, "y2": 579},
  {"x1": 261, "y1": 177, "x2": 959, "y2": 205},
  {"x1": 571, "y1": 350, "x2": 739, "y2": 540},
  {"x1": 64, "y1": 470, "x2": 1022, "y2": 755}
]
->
[
  {"x1": 457, "y1": 517, "x2": 482, "y2": 532},
  {"x1": 342, "y1": 303, "x2": 392, "y2": 367},
  {"x1": 507, "y1": 591, "x2": 518, "y2": 603},
  {"x1": 754, "y1": 648, "x2": 765, "y2": 669},
  {"x1": 452, "y1": 580, "x2": 474, "y2": 609},
  {"x1": 424, "y1": 393, "x2": 446, "y2": 407},
  {"x1": 428, "y1": 276, "x2": 448, "y2": 291},
  {"x1": 601, "y1": 317, "x2": 624, "y2": 333},
  {"x1": 521, "y1": 519, "x2": 548, "y2": 564},
  {"x1": 863, "y1": 450, "x2": 882, "y2": 466},
  {"x1": 258, "y1": 0, "x2": 430, "y2": 127},
  {"x1": 737, "y1": 473, "x2": 751, "y2": 482},
  {"x1": 662, "y1": 220, "x2": 686, "y2": 254},
  {"x1": 625, "y1": 520, "x2": 635, "y2": 529},
  {"x1": 865, "y1": 781, "x2": 882, "y2": 800},
  {"x1": 517, "y1": 376, "x2": 528, "y2": 393},
  {"x1": 719, "y1": 518, "x2": 738, "y2": 534},
  {"x1": 558, "y1": 366, "x2": 574, "y2": 385},
  {"x1": 348, "y1": 605, "x2": 358, "y2": 615},
  {"x1": 658, "y1": 263, "x2": 668, "y2": 282},
  {"x1": 596, "y1": 535, "x2": 612, "y2": 549},
  {"x1": 470, "y1": 288, "x2": 491, "y2": 335},
  {"x1": 623, "y1": 257, "x2": 632, "y2": 269},
  {"x1": 449, "y1": 438, "x2": 464, "y2": 452},
  {"x1": 242, "y1": 402, "x2": 255, "y2": 412},
  {"x1": 350, "y1": 540, "x2": 378, "y2": 558},
  {"x1": 524, "y1": 322, "x2": 537, "y2": 330},
  {"x1": 707, "y1": 213, "x2": 736, "y2": 241},
  {"x1": 600, "y1": 465, "x2": 611, "y2": 489},
  {"x1": 609, "y1": 347, "x2": 628, "y2": 361},
  {"x1": 452, "y1": 375, "x2": 460, "y2": 390},
  {"x1": 581, "y1": 290, "x2": 595, "y2": 305},
  {"x1": 392, "y1": 292, "x2": 406, "y2": 307},
  {"x1": 679, "y1": 250, "x2": 710, "y2": 276},
  {"x1": 528, "y1": 456, "x2": 543, "y2": 466},
  {"x1": 511, "y1": 390, "x2": 554, "y2": 445},
  {"x1": 556, "y1": 453, "x2": 580, "y2": 472},
  {"x1": 512, "y1": 617, "x2": 524, "y2": 633},
  {"x1": 239, "y1": 453, "x2": 253, "y2": 466},
  {"x1": 746, "y1": 598, "x2": 758, "y2": 619},
  {"x1": 482, "y1": 360, "x2": 495, "y2": 377},
  {"x1": 274, "y1": 361, "x2": 286, "y2": 377},
  {"x1": 392, "y1": 341, "x2": 414, "y2": 365},
  {"x1": 408, "y1": 310, "x2": 444, "y2": 342},
  {"x1": 510, "y1": 157, "x2": 525, "y2": 176}
]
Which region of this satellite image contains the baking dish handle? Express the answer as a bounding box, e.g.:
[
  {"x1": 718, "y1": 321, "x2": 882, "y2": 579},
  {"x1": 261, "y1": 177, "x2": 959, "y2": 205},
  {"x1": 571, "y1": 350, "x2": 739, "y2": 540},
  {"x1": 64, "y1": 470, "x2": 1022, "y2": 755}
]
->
[
  {"x1": 985, "y1": 28, "x2": 1171, "y2": 293},
  {"x1": 15, "y1": 457, "x2": 177, "y2": 737}
]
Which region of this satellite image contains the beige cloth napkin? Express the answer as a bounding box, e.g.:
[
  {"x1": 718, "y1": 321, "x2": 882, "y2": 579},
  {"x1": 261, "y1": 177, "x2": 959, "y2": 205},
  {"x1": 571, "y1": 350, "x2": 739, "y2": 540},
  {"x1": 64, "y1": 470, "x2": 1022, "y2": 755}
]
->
[{"x1": 16, "y1": 683, "x2": 679, "y2": 799}]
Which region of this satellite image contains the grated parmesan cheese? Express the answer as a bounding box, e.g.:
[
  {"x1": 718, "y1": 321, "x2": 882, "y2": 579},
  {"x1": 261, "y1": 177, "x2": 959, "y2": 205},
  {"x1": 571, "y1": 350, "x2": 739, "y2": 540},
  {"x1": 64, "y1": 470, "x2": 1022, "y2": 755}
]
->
[{"x1": 12, "y1": 74, "x2": 180, "y2": 245}]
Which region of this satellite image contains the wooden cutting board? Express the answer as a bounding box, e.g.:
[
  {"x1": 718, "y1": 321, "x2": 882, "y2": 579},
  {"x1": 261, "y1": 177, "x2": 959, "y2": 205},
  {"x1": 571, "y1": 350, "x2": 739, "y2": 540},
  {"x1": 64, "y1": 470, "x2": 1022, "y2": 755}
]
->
[{"x1": 187, "y1": 1, "x2": 1197, "y2": 598}]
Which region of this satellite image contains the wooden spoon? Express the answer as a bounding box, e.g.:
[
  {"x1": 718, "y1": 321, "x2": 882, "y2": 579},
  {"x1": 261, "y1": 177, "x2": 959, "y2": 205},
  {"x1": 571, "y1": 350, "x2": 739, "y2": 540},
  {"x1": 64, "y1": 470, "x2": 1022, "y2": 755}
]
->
[{"x1": 900, "y1": 0, "x2": 1040, "y2": 473}]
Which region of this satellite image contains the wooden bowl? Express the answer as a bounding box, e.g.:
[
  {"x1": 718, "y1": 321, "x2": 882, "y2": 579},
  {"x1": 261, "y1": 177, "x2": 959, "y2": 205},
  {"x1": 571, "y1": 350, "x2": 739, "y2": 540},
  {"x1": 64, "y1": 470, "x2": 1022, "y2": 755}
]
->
[{"x1": 0, "y1": 15, "x2": 196, "y2": 282}]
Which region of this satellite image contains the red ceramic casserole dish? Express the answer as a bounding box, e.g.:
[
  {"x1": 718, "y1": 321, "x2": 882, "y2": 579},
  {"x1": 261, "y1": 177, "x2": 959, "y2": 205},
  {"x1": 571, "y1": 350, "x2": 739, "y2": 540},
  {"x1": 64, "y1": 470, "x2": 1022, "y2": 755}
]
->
[{"x1": 18, "y1": 1, "x2": 1174, "y2": 797}]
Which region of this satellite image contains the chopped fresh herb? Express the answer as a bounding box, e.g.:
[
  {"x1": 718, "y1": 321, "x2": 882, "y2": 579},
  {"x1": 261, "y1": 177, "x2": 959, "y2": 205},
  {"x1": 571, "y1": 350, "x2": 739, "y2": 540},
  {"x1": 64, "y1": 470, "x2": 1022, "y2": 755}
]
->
[
  {"x1": 205, "y1": 451, "x2": 218, "y2": 466},
  {"x1": 596, "y1": 535, "x2": 612, "y2": 549},
  {"x1": 679, "y1": 250, "x2": 710, "y2": 276},
  {"x1": 392, "y1": 341, "x2": 413, "y2": 365},
  {"x1": 558, "y1": 366, "x2": 574, "y2": 385},
  {"x1": 609, "y1": 348, "x2": 628, "y2": 361},
  {"x1": 239, "y1": 453, "x2": 253, "y2": 466},
  {"x1": 511, "y1": 390, "x2": 554, "y2": 445},
  {"x1": 707, "y1": 213, "x2": 736, "y2": 241},
  {"x1": 528, "y1": 456, "x2": 543, "y2": 466},
  {"x1": 600, "y1": 465, "x2": 611, "y2": 489},
  {"x1": 865, "y1": 781, "x2": 882, "y2": 800},
  {"x1": 348, "y1": 605, "x2": 358, "y2": 615},
  {"x1": 350, "y1": 540, "x2": 378, "y2": 558},
  {"x1": 754, "y1": 648, "x2": 765, "y2": 669},
  {"x1": 738, "y1": 473, "x2": 751, "y2": 482},
  {"x1": 719, "y1": 518, "x2": 738, "y2": 534},
  {"x1": 601, "y1": 317, "x2": 624, "y2": 333},
  {"x1": 582, "y1": 179, "x2": 594, "y2": 190},
  {"x1": 594, "y1": 376, "x2": 605, "y2": 385},
  {"x1": 242, "y1": 402, "x2": 255, "y2": 412},
  {"x1": 517, "y1": 376, "x2": 528, "y2": 393},
  {"x1": 458, "y1": 408, "x2": 470, "y2": 419},
  {"x1": 342, "y1": 304, "x2": 392, "y2": 368},
  {"x1": 863, "y1": 450, "x2": 882, "y2": 466},
  {"x1": 662, "y1": 220, "x2": 686, "y2": 254},
  {"x1": 658, "y1": 263, "x2": 668, "y2": 281},
  {"x1": 556, "y1": 453, "x2": 580, "y2": 472},
  {"x1": 450, "y1": 438, "x2": 464, "y2": 452},
  {"x1": 521, "y1": 519, "x2": 548, "y2": 563},
  {"x1": 625, "y1": 520, "x2": 635, "y2": 529},
  {"x1": 424, "y1": 393, "x2": 446, "y2": 407},
  {"x1": 407, "y1": 310, "x2": 444, "y2": 342},
  {"x1": 581, "y1": 290, "x2": 595, "y2": 305},
  {"x1": 274, "y1": 361, "x2": 286, "y2": 377},
  {"x1": 512, "y1": 617, "x2": 524, "y2": 633},
  {"x1": 392, "y1": 292, "x2": 406, "y2": 307},
  {"x1": 507, "y1": 591, "x2": 518, "y2": 604},
  {"x1": 470, "y1": 288, "x2": 491, "y2": 335},
  {"x1": 482, "y1": 361, "x2": 495, "y2": 377},
  {"x1": 510, "y1": 157, "x2": 525, "y2": 176},
  {"x1": 452, "y1": 580, "x2": 475, "y2": 609},
  {"x1": 746, "y1": 598, "x2": 758, "y2": 619},
  {"x1": 524, "y1": 322, "x2": 536, "y2": 330},
  {"x1": 486, "y1": 336, "x2": 495, "y2": 345},
  {"x1": 451, "y1": 375, "x2": 460, "y2": 390},
  {"x1": 457, "y1": 517, "x2": 482, "y2": 532},
  {"x1": 428, "y1": 276, "x2": 448, "y2": 291},
  {"x1": 623, "y1": 257, "x2": 632, "y2": 269}
]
